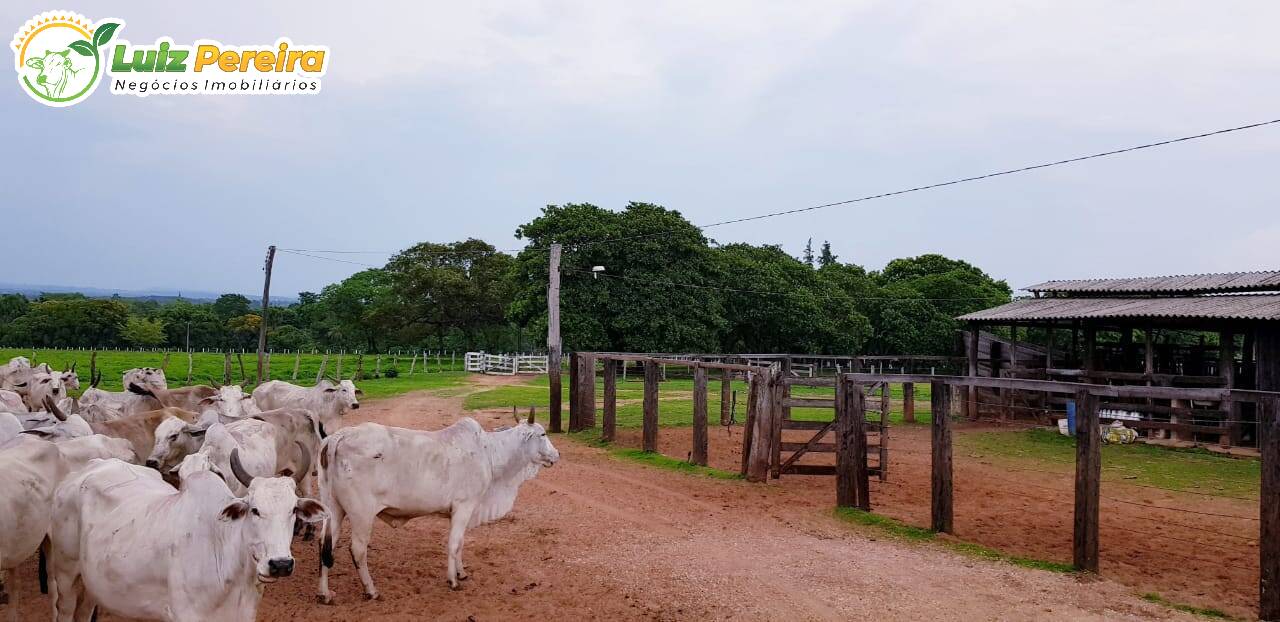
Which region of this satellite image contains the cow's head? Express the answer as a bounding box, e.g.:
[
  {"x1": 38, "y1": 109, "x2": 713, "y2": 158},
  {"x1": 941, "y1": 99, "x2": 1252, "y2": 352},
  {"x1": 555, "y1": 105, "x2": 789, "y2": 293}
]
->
[
  {"x1": 516, "y1": 421, "x2": 559, "y2": 468},
  {"x1": 27, "y1": 370, "x2": 66, "y2": 409},
  {"x1": 197, "y1": 385, "x2": 257, "y2": 419},
  {"x1": 25, "y1": 49, "x2": 76, "y2": 95},
  {"x1": 146, "y1": 416, "x2": 207, "y2": 472},
  {"x1": 123, "y1": 367, "x2": 168, "y2": 391},
  {"x1": 60, "y1": 369, "x2": 81, "y2": 391},
  {"x1": 322, "y1": 379, "x2": 362, "y2": 411},
  {"x1": 220, "y1": 456, "x2": 327, "y2": 583}
]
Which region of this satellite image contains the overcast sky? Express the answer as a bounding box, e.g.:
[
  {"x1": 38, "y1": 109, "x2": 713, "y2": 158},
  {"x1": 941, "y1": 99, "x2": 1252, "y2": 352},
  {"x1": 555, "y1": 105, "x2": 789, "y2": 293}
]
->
[{"x1": 4, "y1": 2, "x2": 1278, "y2": 297}]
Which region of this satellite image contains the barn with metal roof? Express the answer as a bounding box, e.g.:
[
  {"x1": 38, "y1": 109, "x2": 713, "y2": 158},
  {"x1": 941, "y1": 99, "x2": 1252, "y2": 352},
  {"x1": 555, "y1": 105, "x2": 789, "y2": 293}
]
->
[{"x1": 955, "y1": 270, "x2": 1280, "y2": 449}]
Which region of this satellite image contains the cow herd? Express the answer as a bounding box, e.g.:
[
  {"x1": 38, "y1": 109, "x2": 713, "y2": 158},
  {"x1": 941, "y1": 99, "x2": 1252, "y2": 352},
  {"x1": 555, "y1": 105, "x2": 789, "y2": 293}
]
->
[{"x1": 0, "y1": 356, "x2": 560, "y2": 621}]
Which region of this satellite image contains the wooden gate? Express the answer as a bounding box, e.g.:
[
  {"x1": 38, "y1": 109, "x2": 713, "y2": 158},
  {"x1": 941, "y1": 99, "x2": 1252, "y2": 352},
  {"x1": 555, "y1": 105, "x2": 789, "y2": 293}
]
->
[{"x1": 773, "y1": 377, "x2": 888, "y2": 479}]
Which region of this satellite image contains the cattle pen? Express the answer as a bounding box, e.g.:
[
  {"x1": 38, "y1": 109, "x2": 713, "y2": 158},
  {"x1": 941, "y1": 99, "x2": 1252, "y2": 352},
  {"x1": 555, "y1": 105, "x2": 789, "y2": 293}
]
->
[{"x1": 566, "y1": 351, "x2": 1280, "y2": 619}]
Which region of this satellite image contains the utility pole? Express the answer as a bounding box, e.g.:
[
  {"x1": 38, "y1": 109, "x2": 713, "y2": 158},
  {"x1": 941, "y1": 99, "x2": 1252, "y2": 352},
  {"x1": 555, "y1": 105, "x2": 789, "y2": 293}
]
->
[
  {"x1": 547, "y1": 243, "x2": 563, "y2": 432},
  {"x1": 256, "y1": 245, "x2": 276, "y2": 386}
]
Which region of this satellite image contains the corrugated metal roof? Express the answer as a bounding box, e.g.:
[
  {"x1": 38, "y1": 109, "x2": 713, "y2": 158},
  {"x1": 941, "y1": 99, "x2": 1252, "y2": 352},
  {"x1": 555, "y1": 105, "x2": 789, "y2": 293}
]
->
[
  {"x1": 1025, "y1": 271, "x2": 1280, "y2": 295},
  {"x1": 957, "y1": 295, "x2": 1280, "y2": 322}
]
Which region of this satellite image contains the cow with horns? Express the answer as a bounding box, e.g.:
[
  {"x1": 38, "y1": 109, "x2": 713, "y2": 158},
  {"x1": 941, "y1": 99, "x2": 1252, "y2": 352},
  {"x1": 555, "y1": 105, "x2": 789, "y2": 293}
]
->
[
  {"x1": 49, "y1": 452, "x2": 327, "y2": 622},
  {"x1": 316, "y1": 408, "x2": 558, "y2": 603}
]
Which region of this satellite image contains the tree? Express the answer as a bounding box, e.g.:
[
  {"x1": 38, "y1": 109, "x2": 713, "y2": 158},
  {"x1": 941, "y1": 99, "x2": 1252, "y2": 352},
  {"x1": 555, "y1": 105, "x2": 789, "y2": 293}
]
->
[
  {"x1": 818, "y1": 241, "x2": 837, "y2": 268},
  {"x1": 269, "y1": 325, "x2": 315, "y2": 351},
  {"x1": 121, "y1": 316, "x2": 167, "y2": 348},
  {"x1": 384, "y1": 239, "x2": 515, "y2": 351},
  {"x1": 311, "y1": 270, "x2": 396, "y2": 352},
  {"x1": 802, "y1": 238, "x2": 815, "y2": 267},
  {"x1": 511, "y1": 202, "x2": 724, "y2": 353},
  {"x1": 226, "y1": 313, "x2": 262, "y2": 349},
  {"x1": 212, "y1": 294, "x2": 252, "y2": 321},
  {"x1": 17, "y1": 298, "x2": 129, "y2": 347}
]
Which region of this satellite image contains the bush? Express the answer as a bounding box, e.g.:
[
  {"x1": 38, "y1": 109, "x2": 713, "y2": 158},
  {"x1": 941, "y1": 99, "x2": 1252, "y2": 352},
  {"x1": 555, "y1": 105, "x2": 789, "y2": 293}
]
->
[{"x1": 383, "y1": 367, "x2": 399, "y2": 378}]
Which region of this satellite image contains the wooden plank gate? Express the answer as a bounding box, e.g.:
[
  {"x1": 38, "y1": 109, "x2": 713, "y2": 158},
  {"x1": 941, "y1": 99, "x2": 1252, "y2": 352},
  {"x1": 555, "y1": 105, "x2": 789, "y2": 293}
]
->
[{"x1": 774, "y1": 377, "x2": 888, "y2": 480}]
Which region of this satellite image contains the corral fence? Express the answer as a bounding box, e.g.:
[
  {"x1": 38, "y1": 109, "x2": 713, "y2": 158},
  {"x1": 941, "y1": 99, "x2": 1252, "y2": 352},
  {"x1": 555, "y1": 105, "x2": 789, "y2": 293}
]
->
[
  {"x1": 464, "y1": 352, "x2": 550, "y2": 375},
  {"x1": 567, "y1": 354, "x2": 1280, "y2": 619}
]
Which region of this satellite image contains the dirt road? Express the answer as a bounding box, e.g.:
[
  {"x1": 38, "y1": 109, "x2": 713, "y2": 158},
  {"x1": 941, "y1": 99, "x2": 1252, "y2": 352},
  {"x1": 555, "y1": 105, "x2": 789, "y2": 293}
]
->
[{"x1": 7, "y1": 378, "x2": 1198, "y2": 620}]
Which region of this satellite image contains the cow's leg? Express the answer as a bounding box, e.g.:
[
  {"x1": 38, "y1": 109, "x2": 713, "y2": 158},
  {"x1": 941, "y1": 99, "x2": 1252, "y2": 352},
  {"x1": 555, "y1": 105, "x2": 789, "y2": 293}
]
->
[
  {"x1": 348, "y1": 512, "x2": 380, "y2": 601},
  {"x1": 316, "y1": 499, "x2": 345, "y2": 605},
  {"x1": 2, "y1": 568, "x2": 12, "y2": 622},
  {"x1": 446, "y1": 503, "x2": 477, "y2": 589}
]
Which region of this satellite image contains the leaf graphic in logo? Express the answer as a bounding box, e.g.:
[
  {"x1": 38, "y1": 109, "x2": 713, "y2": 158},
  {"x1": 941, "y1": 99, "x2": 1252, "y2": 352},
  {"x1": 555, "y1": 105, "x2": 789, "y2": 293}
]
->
[
  {"x1": 68, "y1": 40, "x2": 94, "y2": 56},
  {"x1": 92, "y1": 22, "x2": 120, "y2": 48}
]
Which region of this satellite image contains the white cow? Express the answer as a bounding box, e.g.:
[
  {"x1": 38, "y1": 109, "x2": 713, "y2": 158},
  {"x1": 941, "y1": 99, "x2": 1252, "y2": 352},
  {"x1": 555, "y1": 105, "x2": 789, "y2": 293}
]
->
[
  {"x1": 149, "y1": 409, "x2": 319, "y2": 481},
  {"x1": 0, "y1": 412, "x2": 22, "y2": 446},
  {"x1": 253, "y1": 379, "x2": 360, "y2": 435},
  {"x1": 24, "y1": 369, "x2": 68, "y2": 411},
  {"x1": 0, "y1": 389, "x2": 25, "y2": 413},
  {"x1": 177, "y1": 420, "x2": 287, "y2": 496},
  {"x1": 123, "y1": 367, "x2": 168, "y2": 391},
  {"x1": 0, "y1": 435, "x2": 135, "y2": 608},
  {"x1": 50, "y1": 457, "x2": 326, "y2": 622},
  {"x1": 316, "y1": 413, "x2": 559, "y2": 602},
  {"x1": 0, "y1": 356, "x2": 32, "y2": 390}
]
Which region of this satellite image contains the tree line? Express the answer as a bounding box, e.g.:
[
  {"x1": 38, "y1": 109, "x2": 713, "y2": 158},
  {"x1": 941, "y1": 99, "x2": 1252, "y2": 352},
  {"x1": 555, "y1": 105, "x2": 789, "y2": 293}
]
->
[{"x1": 0, "y1": 202, "x2": 1012, "y2": 355}]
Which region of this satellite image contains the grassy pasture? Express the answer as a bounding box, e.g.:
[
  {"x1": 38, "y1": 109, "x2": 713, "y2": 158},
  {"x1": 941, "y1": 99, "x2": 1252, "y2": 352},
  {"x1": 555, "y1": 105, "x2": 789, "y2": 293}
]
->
[{"x1": 1, "y1": 348, "x2": 468, "y2": 401}]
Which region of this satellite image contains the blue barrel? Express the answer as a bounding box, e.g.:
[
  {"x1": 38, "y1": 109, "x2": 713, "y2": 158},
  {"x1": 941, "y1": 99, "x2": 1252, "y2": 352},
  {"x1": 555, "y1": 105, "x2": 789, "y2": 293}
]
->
[{"x1": 1066, "y1": 400, "x2": 1077, "y2": 436}]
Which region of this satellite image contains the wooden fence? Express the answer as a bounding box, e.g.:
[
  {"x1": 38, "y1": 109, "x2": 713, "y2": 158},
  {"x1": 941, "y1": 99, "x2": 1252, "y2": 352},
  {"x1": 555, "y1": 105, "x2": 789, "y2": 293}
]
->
[{"x1": 837, "y1": 372, "x2": 1280, "y2": 620}]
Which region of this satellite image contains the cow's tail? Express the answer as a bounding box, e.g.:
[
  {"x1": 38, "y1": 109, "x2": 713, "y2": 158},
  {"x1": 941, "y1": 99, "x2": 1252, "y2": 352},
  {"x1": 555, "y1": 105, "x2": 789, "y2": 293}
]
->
[{"x1": 317, "y1": 433, "x2": 340, "y2": 569}]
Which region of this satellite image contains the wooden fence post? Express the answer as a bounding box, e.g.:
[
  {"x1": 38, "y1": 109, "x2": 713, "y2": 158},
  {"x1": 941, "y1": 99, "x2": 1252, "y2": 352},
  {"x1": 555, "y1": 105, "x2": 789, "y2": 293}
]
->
[
  {"x1": 903, "y1": 382, "x2": 915, "y2": 423},
  {"x1": 930, "y1": 381, "x2": 953, "y2": 533},
  {"x1": 291, "y1": 351, "x2": 301, "y2": 381},
  {"x1": 185, "y1": 350, "x2": 193, "y2": 384},
  {"x1": 602, "y1": 359, "x2": 617, "y2": 442},
  {"x1": 568, "y1": 352, "x2": 581, "y2": 432},
  {"x1": 740, "y1": 373, "x2": 760, "y2": 477},
  {"x1": 746, "y1": 369, "x2": 776, "y2": 483},
  {"x1": 408, "y1": 353, "x2": 417, "y2": 376},
  {"x1": 315, "y1": 353, "x2": 328, "y2": 384},
  {"x1": 720, "y1": 368, "x2": 732, "y2": 426},
  {"x1": 583, "y1": 354, "x2": 596, "y2": 429},
  {"x1": 1260, "y1": 396, "x2": 1280, "y2": 620},
  {"x1": 692, "y1": 364, "x2": 708, "y2": 466},
  {"x1": 1073, "y1": 390, "x2": 1101, "y2": 573},
  {"x1": 835, "y1": 376, "x2": 856, "y2": 507},
  {"x1": 224, "y1": 351, "x2": 233, "y2": 385},
  {"x1": 643, "y1": 360, "x2": 659, "y2": 452},
  {"x1": 355, "y1": 354, "x2": 364, "y2": 381}
]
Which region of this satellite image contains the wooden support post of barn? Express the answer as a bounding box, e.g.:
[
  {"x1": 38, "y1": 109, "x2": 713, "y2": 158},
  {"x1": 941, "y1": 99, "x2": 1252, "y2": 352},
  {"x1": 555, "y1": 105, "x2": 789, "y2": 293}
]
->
[
  {"x1": 930, "y1": 381, "x2": 953, "y2": 533},
  {"x1": 1221, "y1": 331, "x2": 1239, "y2": 446},
  {"x1": 1073, "y1": 390, "x2": 1101, "y2": 573},
  {"x1": 692, "y1": 364, "x2": 708, "y2": 466},
  {"x1": 568, "y1": 352, "x2": 581, "y2": 432},
  {"x1": 721, "y1": 366, "x2": 732, "y2": 424},
  {"x1": 902, "y1": 382, "x2": 915, "y2": 423},
  {"x1": 602, "y1": 358, "x2": 617, "y2": 442},
  {"x1": 1260, "y1": 394, "x2": 1280, "y2": 621},
  {"x1": 579, "y1": 354, "x2": 596, "y2": 430},
  {"x1": 642, "y1": 360, "x2": 660, "y2": 452},
  {"x1": 966, "y1": 327, "x2": 979, "y2": 420}
]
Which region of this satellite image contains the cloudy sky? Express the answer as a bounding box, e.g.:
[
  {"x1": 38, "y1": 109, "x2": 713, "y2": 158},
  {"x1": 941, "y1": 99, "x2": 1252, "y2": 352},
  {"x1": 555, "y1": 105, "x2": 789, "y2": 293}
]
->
[{"x1": 4, "y1": 2, "x2": 1278, "y2": 297}]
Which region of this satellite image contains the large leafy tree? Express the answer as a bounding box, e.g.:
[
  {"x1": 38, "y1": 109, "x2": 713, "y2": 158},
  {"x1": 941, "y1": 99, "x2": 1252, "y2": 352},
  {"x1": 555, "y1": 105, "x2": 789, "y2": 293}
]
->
[
  {"x1": 716, "y1": 244, "x2": 870, "y2": 354},
  {"x1": 16, "y1": 298, "x2": 129, "y2": 347},
  {"x1": 510, "y1": 202, "x2": 725, "y2": 353},
  {"x1": 121, "y1": 316, "x2": 167, "y2": 348},
  {"x1": 384, "y1": 239, "x2": 516, "y2": 351},
  {"x1": 311, "y1": 269, "x2": 395, "y2": 352}
]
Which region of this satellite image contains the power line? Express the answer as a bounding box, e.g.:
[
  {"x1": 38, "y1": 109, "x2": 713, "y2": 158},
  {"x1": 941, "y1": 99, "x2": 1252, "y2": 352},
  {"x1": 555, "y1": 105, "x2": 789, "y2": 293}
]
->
[
  {"x1": 276, "y1": 249, "x2": 381, "y2": 268},
  {"x1": 562, "y1": 117, "x2": 1280, "y2": 250}
]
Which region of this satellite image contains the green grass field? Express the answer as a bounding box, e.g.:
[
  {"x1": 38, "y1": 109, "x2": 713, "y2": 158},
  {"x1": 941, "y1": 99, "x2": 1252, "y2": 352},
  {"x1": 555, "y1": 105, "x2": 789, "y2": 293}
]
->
[{"x1": 1, "y1": 348, "x2": 468, "y2": 401}]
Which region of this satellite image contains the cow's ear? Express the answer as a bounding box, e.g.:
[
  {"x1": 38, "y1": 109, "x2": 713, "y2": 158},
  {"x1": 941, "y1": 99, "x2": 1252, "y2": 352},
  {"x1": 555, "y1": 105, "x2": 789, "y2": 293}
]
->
[
  {"x1": 354, "y1": 388, "x2": 364, "y2": 396},
  {"x1": 295, "y1": 498, "x2": 328, "y2": 524},
  {"x1": 25, "y1": 57, "x2": 43, "y2": 69},
  {"x1": 220, "y1": 500, "x2": 250, "y2": 521}
]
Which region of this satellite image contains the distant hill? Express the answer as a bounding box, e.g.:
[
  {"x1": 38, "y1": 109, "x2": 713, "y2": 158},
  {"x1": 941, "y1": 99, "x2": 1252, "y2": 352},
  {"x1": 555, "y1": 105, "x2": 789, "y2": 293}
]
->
[{"x1": 0, "y1": 282, "x2": 298, "y2": 306}]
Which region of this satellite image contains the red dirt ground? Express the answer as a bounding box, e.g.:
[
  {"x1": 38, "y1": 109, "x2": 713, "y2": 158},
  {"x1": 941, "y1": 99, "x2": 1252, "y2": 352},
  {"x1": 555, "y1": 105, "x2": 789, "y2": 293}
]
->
[{"x1": 5, "y1": 378, "x2": 1224, "y2": 620}]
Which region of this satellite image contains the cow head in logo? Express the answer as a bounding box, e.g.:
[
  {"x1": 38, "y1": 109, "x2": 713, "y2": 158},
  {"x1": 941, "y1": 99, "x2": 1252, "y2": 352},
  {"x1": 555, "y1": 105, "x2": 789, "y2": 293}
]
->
[{"x1": 25, "y1": 49, "x2": 81, "y2": 97}]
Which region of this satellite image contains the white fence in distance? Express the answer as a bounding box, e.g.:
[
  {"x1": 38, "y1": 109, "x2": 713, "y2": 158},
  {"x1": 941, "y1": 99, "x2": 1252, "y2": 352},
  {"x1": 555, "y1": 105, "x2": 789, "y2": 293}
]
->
[{"x1": 465, "y1": 352, "x2": 548, "y2": 375}]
